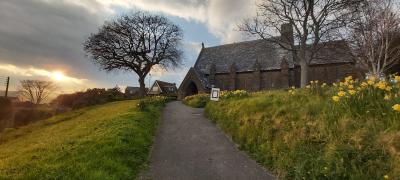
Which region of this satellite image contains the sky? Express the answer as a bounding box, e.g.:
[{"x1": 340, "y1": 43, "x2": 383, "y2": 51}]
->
[{"x1": 0, "y1": 0, "x2": 258, "y2": 95}]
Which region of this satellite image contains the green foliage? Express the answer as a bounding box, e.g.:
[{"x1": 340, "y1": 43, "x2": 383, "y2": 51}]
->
[
  {"x1": 183, "y1": 93, "x2": 209, "y2": 108},
  {"x1": 205, "y1": 76, "x2": 400, "y2": 179},
  {"x1": 52, "y1": 87, "x2": 126, "y2": 109},
  {"x1": 0, "y1": 100, "x2": 165, "y2": 179}
]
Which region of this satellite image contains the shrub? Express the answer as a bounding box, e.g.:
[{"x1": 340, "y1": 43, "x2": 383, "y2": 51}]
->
[
  {"x1": 183, "y1": 93, "x2": 209, "y2": 108},
  {"x1": 13, "y1": 108, "x2": 53, "y2": 127},
  {"x1": 52, "y1": 87, "x2": 126, "y2": 109},
  {"x1": 0, "y1": 98, "x2": 12, "y2": 120}
]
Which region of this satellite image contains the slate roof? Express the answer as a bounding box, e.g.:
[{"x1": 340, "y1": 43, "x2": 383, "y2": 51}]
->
[
  {"x1": 155, "y1": 80, "x2": 177, "y2": 94},
  {"x1": 194, "y1": 39, "x2": 353, "y2": 75}
]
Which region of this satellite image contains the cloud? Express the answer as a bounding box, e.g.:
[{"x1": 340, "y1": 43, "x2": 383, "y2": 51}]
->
[
  {"x1": 120, "y1": 0, "x2": 259, "y2": 43},
  {"x1": 0, "y1": 63, "x2": 94, "y2": 93}
]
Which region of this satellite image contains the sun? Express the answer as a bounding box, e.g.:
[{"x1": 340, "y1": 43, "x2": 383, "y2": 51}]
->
[{"x1": 53, "y1": 71, "x2": 65, "y2": 81}]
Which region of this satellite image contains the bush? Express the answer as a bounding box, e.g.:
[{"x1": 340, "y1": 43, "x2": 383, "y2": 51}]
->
[
  {"x1": 183, "y1": 93, "x2": 209, "y2": 108},
  {"x1": 205, "y1": 76, "x2": 400, "y2": 179},
  {"x1": 13, "y1": 108, "x2": 53, "y2": 127},
  {"x1": 52, "y1": 87, "x2": 126, "y2": 109},
  {"x1": 137, "y1": 96, "x2": 170, "y2": 111},
  {"x1": 0, "y1": 98, "x2": 12, "y2": 120}
]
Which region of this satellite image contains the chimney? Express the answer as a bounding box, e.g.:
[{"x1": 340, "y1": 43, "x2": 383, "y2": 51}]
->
[{"x1": 281, "y1": 23, "x2": 294, "y2": 48}]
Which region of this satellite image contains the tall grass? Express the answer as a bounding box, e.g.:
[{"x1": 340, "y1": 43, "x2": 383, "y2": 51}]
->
[
  {"x1": 205, "y1": 76, "x2": 400, "y2": 179},
  {"x1": 0, "y1": 98, "x2": 167, "y2": 179}
]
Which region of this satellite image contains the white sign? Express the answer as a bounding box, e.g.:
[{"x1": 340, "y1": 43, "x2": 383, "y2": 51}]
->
[{"x1": 210, "y1": 88, "x2": 220, "y2": 101}]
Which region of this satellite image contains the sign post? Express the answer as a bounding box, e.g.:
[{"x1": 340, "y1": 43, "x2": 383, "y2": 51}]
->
[{"x1": 210, "y1": 88, "x2": 220, "y2": 101}]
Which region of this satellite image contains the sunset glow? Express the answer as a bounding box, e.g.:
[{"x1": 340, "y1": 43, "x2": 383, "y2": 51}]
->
[{"x1": 53, "y1": 71, "x2": 65, "y2": 81}]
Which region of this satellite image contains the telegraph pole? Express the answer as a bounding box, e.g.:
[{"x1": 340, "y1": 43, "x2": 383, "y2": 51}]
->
[{"x1": 5, "y1": 77, "x2": 9, "y2": 98}]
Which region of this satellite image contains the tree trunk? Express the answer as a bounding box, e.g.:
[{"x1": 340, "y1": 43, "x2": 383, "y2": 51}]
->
[
  {"x1": 300, "y1": 60, "x2": 309, "y2": 88},
  {"x1": 138, "y1": 77, "x2": 146, "y2": 98}
]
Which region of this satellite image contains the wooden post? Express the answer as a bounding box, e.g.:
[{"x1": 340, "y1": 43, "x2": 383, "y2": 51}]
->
[{"x1": 5, "y1": 77, "x2": 9, "y2": 98}]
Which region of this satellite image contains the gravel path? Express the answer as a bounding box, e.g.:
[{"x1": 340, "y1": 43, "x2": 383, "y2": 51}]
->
[{"x1": 139, "y1": 101, "x2": 275, "y2": 180}]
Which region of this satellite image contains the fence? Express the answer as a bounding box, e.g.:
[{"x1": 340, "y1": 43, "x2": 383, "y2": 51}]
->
[{"x1": 0, "y1": 76, "x2": 10, "y2": 98}]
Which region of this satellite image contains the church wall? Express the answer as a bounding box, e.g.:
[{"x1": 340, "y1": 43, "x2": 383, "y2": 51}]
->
[{"x1": 210, "y1": 62, "x2": 358, "y2": 92}]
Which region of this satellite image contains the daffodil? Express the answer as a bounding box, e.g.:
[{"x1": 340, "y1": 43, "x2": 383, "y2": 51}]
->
[
  {"x1": 367, "y1": 80, "x2": 375, "y2": 85},
  {"x1": 384, "y1": 95, "x2": 391, "y2": 101},
  {"x1": 384, "y1": 175, "x2": 390, "y2": 179},
  {"x1": 395, "y1": 76, "x2": 400, "y2": 82},
  {"x1": 338, "y1": 91, "x2": 346, "y2": 97},
  {"x1": 348, "y1": 85, "x2": 354, "y2": 89},
  {"x1": 332, "y1": 96, "x2": 340, "y2": 102},
  {"x1": 306, "y1": 85, "x2": 311, "y2": 89},
  {"x1": 375, "y1": 81, "x2": 387, "y2": 90},
  {"x1": 385, "y1": 86, "x2": 392, "y2": 91},
  {"x1": 345, "y1": 76, "x2": 353, "y2": 82},
  {"x1": 348, "y1": 90, "x2": 356, "y2": 95},
  {"x1": 361, "y1": 82, "x2": 368, "y2": 87},
  {"x1": 321, "y1": 83, "x2": 327, "y2": 87},
  {"x1": 392, "y1": 104, "x2": 400, "y2": 112}
]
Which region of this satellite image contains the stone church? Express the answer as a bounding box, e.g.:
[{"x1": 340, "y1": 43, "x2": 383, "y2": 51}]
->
[{"x1": 178, "y1": 24, "x2": 359, "y2": 99}]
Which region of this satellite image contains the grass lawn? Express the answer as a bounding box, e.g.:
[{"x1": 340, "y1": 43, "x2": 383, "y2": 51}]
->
[{"x1": 0, "y1": 100, "x2": 163, "y2": 179}]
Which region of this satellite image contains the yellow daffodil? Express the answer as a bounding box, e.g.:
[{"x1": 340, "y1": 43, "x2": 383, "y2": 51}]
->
[
  {"x1": 357, "y1": 87, "x2": 362, "y2": 91},
  {"x1": 367, "y1": 80, "x2": 375, "y2": 85},
  {"x1": 333, "y1": 83, "x2": 337, "y2": 87},
  {"x1": 348, "y1": 85, "x2": 354, "y2": 89},
  {"x1": 332, "y1": 96, "x2": 340, "y2": 102},
  {"x1": 291, "y1": 86, "x2": 295, "y2": 89},
  {"x1": 339, "y1": 87, "x2": 344, "y2": 91},
  {"x1": 315, "y1": 80, "x2": 319, "y2": 84},
  {"x1": 376, "y1": 81, "x2": 387, "y2": 90},
  {"x1": 306, "y1": 85, "x2": 311, "y2": 89},
  {"x1": 384, "y1": 175, "x2": 389, "y2": 179},
  {"x1": 310, "y1": 81, "x2": 314, "y2": 84},
  {"x1": 348, "y1": 90, "x2": 356, "y2": 95},
  {"x1": 392, "y1": 104, "x2": 400, "y2": 112},
  {"x1": 384, "y1": 95, "x2": 391, "y2": 101},
  {"x1": 338, "y1": 91, "x2": 346, "y2": 97},
  {"x1": 361, "y1": 82, "x2": 368, "y2": 87},
  {"x1": 322, "y1": 83, "x2": 327, "y2": 87},
  {"x1": 395, "y1": 76, "x2": 400, "y2": 82},
  {"x1": 345, "y1": 76, "x2": 353, "y2": 82},
  {"x1": 386, "y1": 86, "x2": 392, "y2": 91}
]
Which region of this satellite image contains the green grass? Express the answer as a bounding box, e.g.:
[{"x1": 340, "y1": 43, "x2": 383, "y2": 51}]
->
[
  {"x1": 0, "y1": 100, "x2": 164, "y2": 180},
  {"x1": 182, "y1": 93, "x2": 209, "y2": 108},
  {"x1": 205, "y1": 86, "x2": 400, "y2": 179}
]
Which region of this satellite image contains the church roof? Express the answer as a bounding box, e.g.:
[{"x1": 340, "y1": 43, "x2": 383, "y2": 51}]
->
[{"x1": 194, "y1": 39, "x2": 353, "y2": 75}]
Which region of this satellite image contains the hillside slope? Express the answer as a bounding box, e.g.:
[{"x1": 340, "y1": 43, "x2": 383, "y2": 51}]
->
[{"x1": 0, "y1": 100, "x2": 163, "y2": 179}]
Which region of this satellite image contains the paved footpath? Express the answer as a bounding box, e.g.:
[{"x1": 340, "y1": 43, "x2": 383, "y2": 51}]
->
[{"x1": 139, "y1": 101, "x2": 275, "y2": 180}]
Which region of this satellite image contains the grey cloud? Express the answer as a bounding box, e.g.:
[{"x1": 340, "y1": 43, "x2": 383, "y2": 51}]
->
[{"x1": 0, "y1": 0, "x2": 103, "y2": 78}]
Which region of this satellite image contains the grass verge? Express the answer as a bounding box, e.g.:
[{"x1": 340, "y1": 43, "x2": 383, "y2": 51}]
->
[
  {"x1": 0, "y1": 99, "x2": 164, "y2": 179},
  {"x1": 205, "y1": 77, "x2": 400, "y2": 179}
]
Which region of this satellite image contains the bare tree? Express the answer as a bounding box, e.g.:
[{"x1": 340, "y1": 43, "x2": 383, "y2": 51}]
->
[
  {"x1": 84, "y1": 12, "x2": 183, "y2": 97},
  {"x1": 348, "y1": 0, "x2": 400, "y2": 77},
  {"x1": 239, "y1": 0, "x2": 360, "y2": 87},
  {"x1": 19, "y1": 80, "x2": 56, "y2": 104}
]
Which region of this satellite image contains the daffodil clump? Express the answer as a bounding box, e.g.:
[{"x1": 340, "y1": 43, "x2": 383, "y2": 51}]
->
[
  {"x1": 183, "y1": 93, "x2": 209, "y2": 108},
  {"x1": 220, "y1": 90, "x2": 249, "y2": 99},
  {"x1": 329, "y1": 75, "x2": 400, "y2": 117}
]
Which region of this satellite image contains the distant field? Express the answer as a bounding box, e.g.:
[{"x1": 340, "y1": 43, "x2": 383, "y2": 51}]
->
[{"x1": 0, "y1": 100, "x2": 163, "y2": 179}]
